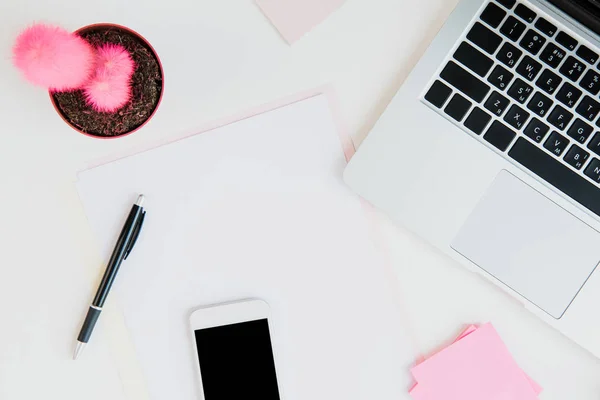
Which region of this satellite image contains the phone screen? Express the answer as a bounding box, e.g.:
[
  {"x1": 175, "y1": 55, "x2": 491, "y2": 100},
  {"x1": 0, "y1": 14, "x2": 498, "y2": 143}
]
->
[{"x1": 194, "y1": 318, "x2": 281, "y2": 399}]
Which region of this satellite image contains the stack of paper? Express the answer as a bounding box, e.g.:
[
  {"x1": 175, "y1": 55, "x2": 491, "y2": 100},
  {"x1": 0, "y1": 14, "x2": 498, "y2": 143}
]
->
[
  {"x1": 76, "y1": 93, "x2": 416, "y2": 400},
  {"x1": 410, "y1": 323, "x2": 542, "y2": 400}
]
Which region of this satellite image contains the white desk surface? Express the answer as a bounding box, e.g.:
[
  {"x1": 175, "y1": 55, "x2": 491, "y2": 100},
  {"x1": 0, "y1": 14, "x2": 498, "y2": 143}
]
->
[{"x1": 0, "y1": 0, "x2": 599, "y2": 399}]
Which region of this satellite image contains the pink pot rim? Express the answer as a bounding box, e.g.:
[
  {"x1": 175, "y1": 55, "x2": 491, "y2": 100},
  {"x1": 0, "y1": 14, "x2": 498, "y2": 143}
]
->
[{"x1": 49, "y1": 23, "x2": 164, "y2": 140}]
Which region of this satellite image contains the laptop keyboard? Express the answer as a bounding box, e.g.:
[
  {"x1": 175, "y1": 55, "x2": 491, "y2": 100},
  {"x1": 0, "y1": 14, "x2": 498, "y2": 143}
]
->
[{"x1": 422, "y1": 0, "x2": 600, "y2": 218}]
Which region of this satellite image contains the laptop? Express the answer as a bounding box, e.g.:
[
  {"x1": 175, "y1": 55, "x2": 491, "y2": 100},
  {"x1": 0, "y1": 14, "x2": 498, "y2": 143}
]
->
[{"x1": 344, "y1": 0, "x2": 600, "y2": 356}]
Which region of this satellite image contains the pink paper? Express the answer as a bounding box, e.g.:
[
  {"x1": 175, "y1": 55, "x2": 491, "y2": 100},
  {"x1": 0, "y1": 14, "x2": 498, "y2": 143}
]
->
[
  {"x1": 411, "y1": 325, "x2": 542, "y2": 396},
  {"x1": 409, "y1": 384, "x2": 435, "y2": 400},
  {"x1": 410, "y1": 323, "x2": 539, "y2": 400},
  {"x1": 256, "y1": 0, "x2": 345, "y2": 44}
]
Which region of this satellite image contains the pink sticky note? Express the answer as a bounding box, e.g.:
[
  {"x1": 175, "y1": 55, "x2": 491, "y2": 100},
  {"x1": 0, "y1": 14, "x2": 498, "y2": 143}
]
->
[
  {"x1": 456, "y1": 326, "x2": 542, "y2": 395},
  {"x1": 409, "y1": 383, "x2": 435, "y2": 400},
  {"x1": 410, "y1": 323, "x2": 539, "y2": 400},
  {"x1": 410, "y1": 325, "x2": 542, "y2": 397},
  {"x1": 256, "y1": 0, "x2": 345, "y2": 44},
  {"x1": 456, "y1": 324, "x2": 479, "y2": 340}
]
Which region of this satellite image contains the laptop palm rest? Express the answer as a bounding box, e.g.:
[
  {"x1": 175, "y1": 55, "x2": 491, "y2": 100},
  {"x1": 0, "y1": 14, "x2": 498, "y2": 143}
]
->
[{"x1": 451, "y1": 170, "x2": 600, "y2": 318}]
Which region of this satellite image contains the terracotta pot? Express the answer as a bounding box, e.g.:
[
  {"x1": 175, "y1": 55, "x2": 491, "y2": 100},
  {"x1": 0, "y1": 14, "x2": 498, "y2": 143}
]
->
[{"x1": 49, "y1": 23, "x2": 164, "y2": 139}]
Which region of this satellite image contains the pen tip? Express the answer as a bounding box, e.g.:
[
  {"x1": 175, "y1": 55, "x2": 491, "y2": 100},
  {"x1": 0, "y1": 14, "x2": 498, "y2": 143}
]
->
[
  {"x1": 136, "y1": 194, "x2": 145, "y2": 207},
  {"x1": 73, "y1": 341, "x2": 85, "y2": 360}
]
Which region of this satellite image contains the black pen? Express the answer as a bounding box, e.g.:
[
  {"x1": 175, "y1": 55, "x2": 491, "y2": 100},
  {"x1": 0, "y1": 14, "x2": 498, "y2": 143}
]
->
[{"x1": 74, "y1": 194, "x2": 146, "y2": 360}]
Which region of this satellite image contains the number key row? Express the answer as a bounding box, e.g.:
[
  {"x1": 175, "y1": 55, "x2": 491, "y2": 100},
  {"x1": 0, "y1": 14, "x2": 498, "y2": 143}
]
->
[
  {"x1": 559, "y1": 56, "x2": 586, "y2": 81},
  {"x1": 500, "y1": 16, "x2": 526, "y2": 42},
  {"x1": 539, "y1": 42, "x2": 566, "y2": 68},
  {"x1": 579, "y1": 70, "x2": 600, "y2": 95},
  {"x1": 519, "y1": 29, "x2": 546, "y2": 55}
]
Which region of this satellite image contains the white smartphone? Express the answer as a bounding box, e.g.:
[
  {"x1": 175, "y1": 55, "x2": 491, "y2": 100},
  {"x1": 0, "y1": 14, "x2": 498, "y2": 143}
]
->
[{"x1": 190, "y1": 299, "x2": 282, "y2": 399}]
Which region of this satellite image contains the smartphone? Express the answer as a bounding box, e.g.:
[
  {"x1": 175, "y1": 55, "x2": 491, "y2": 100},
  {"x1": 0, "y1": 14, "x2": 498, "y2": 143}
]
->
[{"x1": 190, "y1": 299, "x2": 282, "y2": 399}]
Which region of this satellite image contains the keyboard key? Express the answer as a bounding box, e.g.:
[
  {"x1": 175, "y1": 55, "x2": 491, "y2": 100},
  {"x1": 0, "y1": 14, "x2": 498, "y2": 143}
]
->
[
  {"x1": 527, "y1": 91, "x2": 553, "y2": 117},
  {"x1": 496, "y1": 0, "x2": 516, "y2": 9},
  {"x1": 484, "y1": 91, "x2": 510, "y2": 116},
  {"x1": 425, "y1": 80, "x2": 453, "y2": 108},
  {"x1": 535, "y1": 69, "x2": 562, "y2": 94},
  {"x1": 524, "y1": 118, "x2": 549, "y2": 142},
  {"x1": 440, "y1": 61, "x2": 491, "y2": 102},
  {"x1": 508, "y1": 138, "x2": 600, "y2": 217},
  {"x1": 575, "y1": 95, "x2": 600, "y2": 121},
  {"x1": 555, "y1": 82, "x2": 582, "y2": 108},
  {"x1": 534, "y1": 17, "x2": 557, "y2": 37},
  {"x1": 556, "y1": 31, "x2": 578, "y2": 51},
  {"x1": 584, "y1": 158, "x2": 600, "y2": 183},
  {"x1": 508, "y1": 78, "x2": 533, "y2": 103},
  {"x1": 519, "y1": 29, "x2": 546, "y2": 55},
  {"x1": 539, "y1": 43, "x2": 566, "y2": 68},
  {"x1": 487, "y1": 65, "x2": 514, "y2": 90},
  {"x1": 587, "y1": 132, "x2": 600, "y2": 156},
  {"x1": 567, "y1": 119, "x2": 593, "y2": 143},
  {"x1": 547, "y1": 105, "x2": 573, "y2": 130},
  {"x1": 484, "y1": 120, "x2": 516, "y2": 150},
  {"x1": 503, "y1": 104, "x2": 529, "y2": 129},
  {"x1": 579, "y1": 69, "x2": 600, "y2": 95},
  {"x1": 544, "y1": 131, "x2": 570, "y2": 156},
  {"x1": 516, "y1": 55, "x2": 542, "y2": 81},
  {"x1": 514, "y1": 4, "x2": 536, "y2": 23},
  {"x1": 454, "y1": 42, "x2": 494, "y2": 77},
  {"x1": 496, "y1": 42, "x2": 523, "y2": 68},
  {"x1": 576, "y1": 45, "x2": 598, "y2": 64},
  {"x1": 559, "y1": 56, "x2": 587, "y2": 81},
  {"x1": 480, "y1": 2, "x2": 507, "y2": 28},
  {"x1": 467, "y1": 22, "x2": 503, "y2": 54},
  {"x1": 564, "y1": 145, "x2": 590, "y2": 169},
  {"x1": 464, "y1": 107, "x2": 492, "y2": 134},
  {"x1": 500, "y1": 16, "x2": 527, "y2": 41},
  {"x1": 444, "y1": 93, "x2": 472, "y2": 121}
]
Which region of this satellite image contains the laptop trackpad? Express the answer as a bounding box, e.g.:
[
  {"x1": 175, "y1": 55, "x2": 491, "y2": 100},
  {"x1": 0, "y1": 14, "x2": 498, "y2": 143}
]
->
[{"x1": 451, "y1": 170, "x2": 600, "y2": 318}]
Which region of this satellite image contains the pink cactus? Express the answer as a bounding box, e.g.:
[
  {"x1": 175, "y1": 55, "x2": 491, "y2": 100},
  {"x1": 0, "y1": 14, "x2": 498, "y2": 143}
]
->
[
  {"x1": 12, "y1": 24, "x2": 94, "y2": 91},
  {"x1": 83, "y1": 70, "x2": 132, "y2": 112},
  {"x1": 83, "y1": 44, "x2": 134, "y2": 112},
  {"x1": 13, "y1": 23, "x2": 136, "y2": 114},
  {"x1": 94, "y1": 44, "x2": 135, "y2": 79}
]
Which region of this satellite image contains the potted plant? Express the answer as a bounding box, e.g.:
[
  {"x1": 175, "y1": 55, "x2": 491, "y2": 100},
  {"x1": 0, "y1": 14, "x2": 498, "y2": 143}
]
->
[{"x1": 13, "y1": 23, "x2": 164, "y2": 138}]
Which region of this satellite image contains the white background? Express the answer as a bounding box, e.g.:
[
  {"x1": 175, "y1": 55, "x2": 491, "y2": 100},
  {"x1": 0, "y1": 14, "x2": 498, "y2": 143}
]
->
[{"x1": 0, "y1": 0, "x2": 599, "y2": 399}]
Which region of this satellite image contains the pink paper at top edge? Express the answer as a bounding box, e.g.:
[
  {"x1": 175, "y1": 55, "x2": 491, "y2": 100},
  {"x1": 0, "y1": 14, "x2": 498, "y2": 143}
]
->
[
  {"x1": 410, "y1": 323, "x2": 540, "y2": 400},
  {"x1": 410, "y1": 325, "x2": 542, "y2": 396},
  {"x1": 256, "y1": 0, "x2": 346, "y2": 44}
]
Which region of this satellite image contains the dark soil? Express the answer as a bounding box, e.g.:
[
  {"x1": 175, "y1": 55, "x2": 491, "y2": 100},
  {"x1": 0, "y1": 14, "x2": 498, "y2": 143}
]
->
[{"x1": 51, "y1": 26, "x2": 163, "y2": 137}]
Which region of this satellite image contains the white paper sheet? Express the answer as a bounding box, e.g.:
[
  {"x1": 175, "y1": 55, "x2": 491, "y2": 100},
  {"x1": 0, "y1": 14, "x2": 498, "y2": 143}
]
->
[{"x1": 76, "y1": 94, "x2": 415, "y2": 400}]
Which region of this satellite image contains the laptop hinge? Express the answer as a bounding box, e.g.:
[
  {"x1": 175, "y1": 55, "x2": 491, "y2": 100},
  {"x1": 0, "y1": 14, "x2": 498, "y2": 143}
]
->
[{"x1": 545, "y1": 0, "x2": 600, "y2": 35}]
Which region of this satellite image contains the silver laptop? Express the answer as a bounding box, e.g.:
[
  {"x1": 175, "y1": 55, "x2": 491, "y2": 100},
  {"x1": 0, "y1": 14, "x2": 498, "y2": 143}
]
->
[{"x1": 344, "y1": 0, "x2": 600, "y2": 356}]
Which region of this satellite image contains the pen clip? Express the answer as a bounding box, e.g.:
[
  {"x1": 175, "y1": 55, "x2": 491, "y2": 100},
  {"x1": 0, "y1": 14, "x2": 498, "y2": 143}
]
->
[{"x1": 124, "y1": 211, "x2": 145, "y2": 260}]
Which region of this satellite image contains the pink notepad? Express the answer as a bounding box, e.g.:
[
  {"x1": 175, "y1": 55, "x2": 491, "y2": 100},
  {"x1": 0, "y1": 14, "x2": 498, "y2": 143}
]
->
[
  {"x1": 410, "y1": 323, "x2": 542, "y2": 400},
  {"x1": 256, "y1": 0, "x2": 345, "y2": 44}
]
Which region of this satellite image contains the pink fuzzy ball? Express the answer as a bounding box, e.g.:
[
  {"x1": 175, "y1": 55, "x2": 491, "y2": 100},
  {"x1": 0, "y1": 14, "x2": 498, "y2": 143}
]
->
[
  {"x1": 12, "y1": 24, "x2": 94, "y2": 91},
  {"x1": 94, "y1": 44, "x2": 135, "y2": 79},
  {"x1": 83, "y1": 70, "x2": 131, "y2": 112}
]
